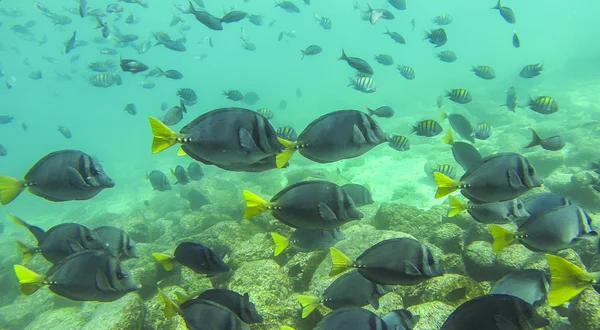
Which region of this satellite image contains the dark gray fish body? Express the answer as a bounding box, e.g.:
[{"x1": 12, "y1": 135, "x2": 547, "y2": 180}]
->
[
  {"x1": 214, "y1": 155, "x2": 286, "y2": 172},
  {"x1": 451, "y1": 142, "x2": 482, "y2": 172},
  {"x1": 366, "y1": 106, "x2": 394, "y2": 118},
  {"x1": 388, "y1": 0, "x2": 406, "y2": 10},
  {"x1": 301, "y1": 45, "x2": 322, "y2": 59},
  {"x1": 472, "y1": 65, "x2": 495, "y2": 80},
  {"x1": 0, "y1": 115, "x2": 14, "y2": 124},
  {"x1": 187, "y1": 163, "x2": 204, "y2": 180},
  {"x1": 88, "y1": 60, "x2": 116, "y2": 72},
  {"x1": 517, "y1": 205, "x2": 596, "y2": 252},
  {"x1": 257, "y1": 108, "x2": 274, "y2": 120},
  {"x1": 513, "y1": 32, "x2": 520, "y2": 48},
  {"x1": 29, "y1": 70, "x2": 42, "y2": 80},
  {"x1": 492, "y1": 0, "x2": 516, "y2": 24},
  {"x1": 341, "y1": 183, "x2": 374, "y2": 207},
  {"x1": 412, "y1": 120, "x2": 442, "y2": 137},
  {"x1": 16, "y1": 217, "x2": 105, "y2": 263},
  {"x1": 198, "y1": 289, "x2": 264, "y2": 324},
  {"x1": 147, "y1": 170, "x2": 171, "y2": 191},
  {"x1": 162, "y1": 101, "x2": 187, "y2": 126},
  {"x1": 268, "y1": 180, "x2": 363, "y2": 230},
  {"x1": 221, "y1": 11, "x2": 247, "y2": 23},
  {"x1": 349, "y1": 76, "x2": 376, "y2": 93},
  {"x1": 173, "y1": 165, "x2": 190, "y2": 185},
  {"x1": 278, "y1": 99, "x2": 288, "y2": 110},
  {"x1": 440, "y1": 294, "x2": 548, "y2": 330},
  {"x1": 321, "y1": 270, "x2": 393, "y2": 310},
  {"x1": 21, "y1": 150, "x2": 114, "y2": 202},
  {"x1": 79, "y1": 0, "x2": 87, "y2": 17},
  {"x1": 397, "y1": 65, "x2": 415, "y2": 80},
  {"x1": 46, "y1": 250, "x2": 140, "y2": 302},
  {"x1": 315, "y1": 308, "x2": 388, "y2": 330},
  {"x1": 94, "y1": 226, "x2": 139, "y2": 260},
  {"x1": 459, "y1": 153, "x2": 542, "y2": 203},
  {"x1": 448, "y1": 114, "x2": 474, "y2": 143},
  {"x1": 289, "y1": 227, "x2": 345, "y2": 251},
  {"x1": 388, "y1": 135, "x2": 410, "y2": 151},
  {"x1": 375, "y1": 54, "x2": 394, "y2": 66},
  {"x1": 173, "y1": 242, "x2": 229, "y2": 275},
  {"x1": 520, "y1": 64, "x2": 543, "y2": 78},
  {"x1": 157, "y1": 39, "x2": 187, "y2": 51},
  {"x1": 124, "y1": 103, "x2": 136, "y2": 115},
  {"x1": 224, "y1": 90, "x2": 244, "y2": 101},
  {"x1": 384, "y1": 28, "x2": 405, "y2": 44},
  {"x1": 473, "y1": 122, "x2": 492, "y2": 140},
  {"x1": 433, "y1": 14, "x2": 452, "y2": 25},
  {"x1": 382, "y1": 309, "x2": 420, "y2": 330},
  {"x1": 276, "y1": 126, "x2": 297, "y2": 141},
  {"x1": 446, "y1": 89, "x2": 471, "y2": 104},
  {"x1": 437, "y1": 50, "x2": 456, "y2": 62},
  {"x1": 296, "y1": 110, "x2": 388, "y2": 163},
  {"x1": 525, "y1": 128, "x2": 564, "y2": 151},
  {"x1": 275, "y1": 1, "x2": 300, "y2": 13},
  {"x1": 182, "y1": 188, "x2": 210, "y2": 210},
  {"x1": 489, "y1": 270, "x2": 549, "y2": 306},
  {"x1": 465, "y1": 199, "x2": 529, "y2": 224},
  {"x1": 0, "y1": 144, "x2": 6, "y2": 156},
  {"x1": 243, "y1": 91, "x2": 260, "y2": 105},
  {"x1": 425, "y1": 28, "x2": 447, "y2": 47},
  {"x1": 339, "y1": 49, "x2": 374, "y2": 75},
  {"x1": 425, "y1": 163, "x2": 456, "y2": 179},
  {"x1": 528, "y1": 96, "x2": 557, "y2": 114},
  {"x1": 189, "y1": 5, "x2": 223, "y2": 30},
  {"x1": 178, "y1": 108, "x2": 284, "y2": 166},
  {"x1": 65, "y1": 31, "x2": 77, "y2": 54},
  {"x1": 504, "y1": 86, "x2": 518, "y2": 111},
  {"x1": 180, "y1": 298, "x2": 249, "y2": 330},
  {"x1": 522, "y1": 193, "x2": 570, "y2": 221},
  {"x1": 89, "y1": 73, "x2": 122, "y2": 88},
  {"x1": 120, "y1": 58, "x2": 148, "y2": 74},
  {"x1": 177, "y1": 88, "x2": 197, "y2": 104},
  {"x1": 249, "y1": 14, "x2": 263, "y2": 26}
]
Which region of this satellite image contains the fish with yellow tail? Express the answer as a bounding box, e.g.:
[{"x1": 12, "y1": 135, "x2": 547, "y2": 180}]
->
[{"x1": 546, "y1": 254, "x2": 600, "y2": 307}]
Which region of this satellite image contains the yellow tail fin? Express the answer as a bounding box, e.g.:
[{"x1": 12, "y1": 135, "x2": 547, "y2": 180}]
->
[
  {"x1": 8, "y1": 214, "x2": 27, "y2": 228},
  {"x1": 447, "y1": 196, "x2": 467, "y2": 217},
  {"x1": 152, "y1": 253, "x2": 176, "y2": 271},
  {"x1": 489, "y1": 225, "x2": 516, "y2": 252},
  {"x1": 280, "y1": 327, "x2": 296, "y2": 330},
  {"x1": 0, "y1": 175, "x2": 26, "y2": 205},
  {"x1": 297, "y1": 295, "x2": 321, "y2": 318},
  {"x1": 546, "y1": 254, "x2": 595, "y2": 307},
  {"x1": 441, "y1": 129, "x2": 454, "y2": 145},
  {"x1": 439, "y1": 108, "x2": 449, "y2": 121},
  {"x1": 275, "y1": 137, "x2": 297, "y2": 168},
  {"x1": 149, "y1": 116, "x2": 178, "y2": 154},
  {"x1": 174, "y1": 291, "x2": 190, "y2": 304},
  {"x1": 176, "y1": 146, "x2": 187, "y2": 157},
  {"x1": 157, "y1": 287, "x2": 181, "y2": 318},
  {"x1": 434, "y1": 171, "x2": 459, "y2": 199},
  {"x1": 242, "y1": 190, "x2": 270, "y2": 219},
  {"x1": 271, "y1": 232, "x2": 290, "y2": 256},
  {"x1": 329, "y1": 247, "x2": 354, "y2": 277},
  {"x1": 16, "y1": 241, "x2": 36, "y2": 265},
  {"x1": 14, "y1": 265, "x2": 45, "y2": 295}
]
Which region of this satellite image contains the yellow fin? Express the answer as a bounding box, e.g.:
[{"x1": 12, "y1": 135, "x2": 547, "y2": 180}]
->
[
  {"x1": 271, "y1": 232, "x2": 290, "y2": 256},
  {"x1": 16, "y1": 241, "x2": 36, "y2": 265},
  {"x1": 152, "y1": 253, "x2": 176, "y2": 271},
  {"x1": 329, "y1": 247, "x2": 354, "y2": 277},
  {"x1": 441, "y1": 129, "x2": 454, "y2": 145},
  {"x1": 158, "y1": 287, "x2": 181, "y2": 318},
  {"x1": 242, "y1": 190, "x2": 270, "y2": 219},
  {"x1": 280, "y1": 327, "x2": 296, "y2": 330},
  {"x1": 174, "y1": 291, "x2": 190, "y2": 304},
  {"x1": 0, "y1": 175, "x2": 26, "y2": 205},
  {"x1": 489, "y1": 225, "x2": 516, "y2": 252},
  {"x1": 434, "y1": 171, "x2": 459, "y2": 199},
  {"x1": 9, "y1": 214, "x2": 27, "y2": 228},
  {"x1": 447, "y1": 196, "x2": 466, "y2": 217},
  {"x1": 13, "y1": 264, "x2": 45, "y2": 295},
  {"x1": 149, "y1": 116, "x2": 178, "y2": 154},
  {"x1": 297, "y1": 295, "x2": 320, "y2": 318},
  {"x1": 546, "y1": 254, "x2": 595, "y2": 307},
  {"x1": 439, "y1": 108, "x2": 449, "y2": 121},
  {"x1": 176, "y1": 146, "x2": 187, "y2": 157},
  {"x1": 275, "y1": 137, "x2": 297, "y2": 168}
]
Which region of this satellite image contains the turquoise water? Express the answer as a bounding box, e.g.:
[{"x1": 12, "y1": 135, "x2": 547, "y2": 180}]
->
[{"x1": 1, "y1": 0, "x2": 600, "y2": 329}]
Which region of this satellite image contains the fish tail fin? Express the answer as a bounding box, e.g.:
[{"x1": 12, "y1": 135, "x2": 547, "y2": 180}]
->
[
  {"x1": 180, "y1": 100, "x2": 187, "y2": 113},
  {"x1": 546, "y1": 254, "x2": 594, "y2": 306},
  {"x1": 280, "y1": 327, "x2": 296, "y2": 330},
  {"x1": 297, "y1": 295, "x2": 320, "y2": 318},
  {"x1": 490, "y1": 224, "x2": 516, "y2": 252},
  {"x1": 275, "y1": 137, "x2": 297, "y2": 168},
  {"x1": 365, "y1": 106, "x2": 374, "y2": 116},
  {"x1": 152, "y1": 252, "x2": 176, "y2": 271},
  {"x1": 0, "y1": 175, "x2": 26, "y2": 205},
  {"x1": 243, "y1": 190, "x2": 270, "y2": 219},
  {"x1": 9, "y1": 214, "x2": 45, "y2": 243},
  {"x1": 156, "y1": 67, "x2": 165, "y2": 76},
  {"x1": 338, "y1": 48, "x2": 347, "y2": 61},
  {"x1": 149, "y1": 116, "x2": 178, "y2": 154},
  {"x1": 329, "y1": 247, "x2": 353, "y2": 277},
  {"x1": 525, "y1": 128, "x2": 542, "y2": 148},
  {"x1": 491, "y1": 0, "x2": 501, "y2": 9},
  {"x1": 434, "y1": 171, "x2": 459, "y2": 198},
  {"x1": 447, "y1": 196, "x2": 467, "y2": 217},
  {"x1": 13, "y1": 265, "x2": 45, "y2": 296},
  {"x1": 176, "y1": 146, "x2": 187, "y2": 157},
  {"x1": 16, "y1": 241, "x2": 36, "y2": 265},
  {"x1": 157, "y1": 287, "x2": 181, "y2": 318},
  {"x1": 441, "y1": 129, "x2": 454, "y2": 145},
  {"x1": 439, "y1": 108, "x2": 449, "y2": 121},
  {"x1": 174, "y1": 291, "x2": 190, "y2": 304},
  {"x1": 300, "y1": 50, "x2": 305, "y2": 60},
  {"x1": 270, "y1": 232, "x2": 290, "y2": 256}
]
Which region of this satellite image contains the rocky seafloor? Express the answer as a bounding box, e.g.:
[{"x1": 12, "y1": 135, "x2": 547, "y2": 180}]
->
[{"x1": 1, "y1": 142, "x2": 600, "y2": 330}]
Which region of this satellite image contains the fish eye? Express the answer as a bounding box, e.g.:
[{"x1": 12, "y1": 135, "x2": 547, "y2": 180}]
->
[
  {"x1": 86, "y1": 235, "x2": 95, "y2": 241},
  {"x1": 92, "y1": 169, "x2": 99, "y2": 175},
  {"x1": 518, "y1": 203, "x2": 523, "y2": 209},
  {"x1": 117, "y1": 272, "x2": 127, "y2": 280}
]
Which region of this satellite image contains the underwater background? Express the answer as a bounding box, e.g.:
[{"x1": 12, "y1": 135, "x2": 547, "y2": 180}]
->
[{"x1": 1, "y1": 0, "x2": 600, "y2": 329}]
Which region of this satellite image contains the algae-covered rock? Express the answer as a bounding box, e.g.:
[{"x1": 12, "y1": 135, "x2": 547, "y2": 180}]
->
[
  {"x1": 144, "y1": 286, "x2": 188, "y2": 330},
  {"x1": 230, "y1": 259, "x2": 296, "y2": 330},
  {"x1": 147, "y1": 192, "x2": 189, "y2": 215},
  {"x1": 229, "y1": 233, "x2": 273, "y2": 268},
  {"x1": 188, "y1": 220, "x2": 262, "y2": 255},
  {"x1": 282, "y1": 249, "x2": 329, "y2": 293},
  {"x1": 525, "y1": 148, "x2": 567, "y2": 178},
  {"x1": 463, "y1": 241, "x2": 497, "y2": 281},
  {"x1": 374, "y1": 203, "x2": 444, "y2": 241},
  {"x1": 440, "y1": 253, "x2": 467, "y2": 276},
  {"x1": 428, "y1": 223, "x2": 464, "y2": 254},
  {"x1": 464, "y1": 221, "x2": 493, "y2": 245},
  {"x1": 81, "y1": 294, "x2": 146, "y2": 330},
  {"x1": 397, "y1": 274, "x2": 484, "y2": 308},
  {"x1": 535, "y1": 305, "x2": 562, "y2": 330},
  {"x1": 569, "y1": 288, "x2": 600, "y2": 330},
  {"x1": 495, "y1": 244, "x2": 545, "y2": 275},
  {"x1": 119, "y1": 212, "x2": 166, "y2": 243},
  {"x1": 408, "y1": 301, "x2": 454, "y2": 330},
  {"x1": 24, "y1": 307, "x2": 89, "y2": 330},
  {"x1": 0, "y1": 289, "x2": 56, "y2": 329},
  {"x1": 173, "y1": 210, "x2": 233, "y2": 237}
]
